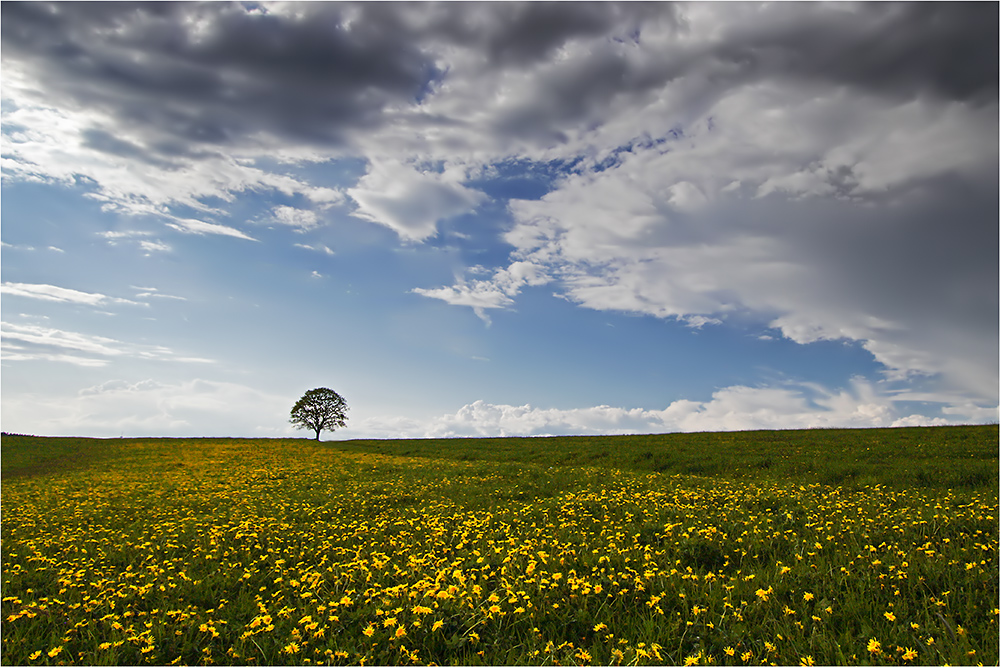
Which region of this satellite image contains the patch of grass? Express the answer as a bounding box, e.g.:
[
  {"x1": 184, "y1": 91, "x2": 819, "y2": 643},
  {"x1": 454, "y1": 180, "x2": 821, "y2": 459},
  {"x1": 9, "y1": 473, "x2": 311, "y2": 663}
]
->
[{"x1": 1, "y1": 427, "x2": 997, "y2": 666}]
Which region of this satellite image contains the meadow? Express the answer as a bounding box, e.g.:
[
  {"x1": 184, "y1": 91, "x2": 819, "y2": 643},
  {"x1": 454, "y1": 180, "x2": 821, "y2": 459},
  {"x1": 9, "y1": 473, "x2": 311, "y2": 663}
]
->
[{"x1": 1, "y1": 425, "x2": 997, "y2": 666}]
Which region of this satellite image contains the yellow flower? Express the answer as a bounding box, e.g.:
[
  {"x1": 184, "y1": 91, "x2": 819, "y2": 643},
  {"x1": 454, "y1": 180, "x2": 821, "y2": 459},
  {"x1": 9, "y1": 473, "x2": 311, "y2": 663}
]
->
[
  {"x1": 723, "y1": 646, "x2": 735, "y2": 657},
  {"x1": 47, "y1": 647, "x2": 63, "y2": 658},
  {"x1": 683, "y1": 653, "x2": 701, "y2": 665},
  {"x1": 594, "y1": 623, "x2": 608, "y2": 632},
  {"x1": 431, "y1": 620, "x2": 444, "y2": 632},
  {"x1": 867, "y1": 638, "x2": 881, "y2": 654},
  {"x1": 282, "y1": 642, "x2": 299, "y2": 654},
  {"x1": 28, "y1": 651, "x2": 42, "y2": 661},
  {"x1": 363, "y1": 625, "x2": 375, "y2": 637},
  {"x1": 800, "y1": 656, "x2": 815, "y2": 666},
  {"x1": 884, "y1": 611, "x2": 896, "y2": 622},
  {"x1": 741, "y1": 651, "x2": 753, "y2": 661},
  {"x1": 803, "y1": 592, "x2": 814, "y2": 601},
  {"x1": 902, "y1": 647, "x2": 918, "y2": 661},
  {"x1": 394, "y1": 625, "x2": 407, "y2": 639},
  {"x1": 383, "y1": 616, "x2": 397, "y2": 627}
]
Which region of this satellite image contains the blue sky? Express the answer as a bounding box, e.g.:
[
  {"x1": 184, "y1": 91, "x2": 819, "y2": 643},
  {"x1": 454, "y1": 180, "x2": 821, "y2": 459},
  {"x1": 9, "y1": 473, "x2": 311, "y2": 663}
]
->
[{"x1": 2, "y1": 2, "x2": 997, "y2": 438}]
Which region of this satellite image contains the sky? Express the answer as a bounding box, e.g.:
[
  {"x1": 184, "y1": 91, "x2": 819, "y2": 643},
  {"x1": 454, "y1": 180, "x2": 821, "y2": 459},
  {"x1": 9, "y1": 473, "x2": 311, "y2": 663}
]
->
[{"x1": 1, "y1": 1, "x2": 997, "y2": 439}]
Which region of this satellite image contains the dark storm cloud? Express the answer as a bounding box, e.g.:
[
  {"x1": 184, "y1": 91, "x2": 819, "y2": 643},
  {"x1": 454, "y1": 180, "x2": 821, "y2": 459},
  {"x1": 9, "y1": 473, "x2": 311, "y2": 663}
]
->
[
  {"x1": 1, "y1": 1, "x2": 440, "y2": 148},
  {"x1": 711, "y1": 2, "x2": 998, "y2": 104},
  {"x1": 4, "y1": 2, "x2": 994, "y2": 158}
]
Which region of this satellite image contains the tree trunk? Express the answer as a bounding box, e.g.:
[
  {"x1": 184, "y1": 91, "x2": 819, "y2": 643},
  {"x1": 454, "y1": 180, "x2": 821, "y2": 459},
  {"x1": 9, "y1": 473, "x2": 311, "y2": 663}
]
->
[{"x1": 314, "y1": 429, "x2": 321, "y2": 441}]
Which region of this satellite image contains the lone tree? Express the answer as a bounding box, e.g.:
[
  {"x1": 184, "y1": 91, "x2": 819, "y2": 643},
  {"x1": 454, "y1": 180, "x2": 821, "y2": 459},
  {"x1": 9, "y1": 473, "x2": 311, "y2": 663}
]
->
[{"x1": 290, "y1": 388, "x2": 348, "y2": 440}]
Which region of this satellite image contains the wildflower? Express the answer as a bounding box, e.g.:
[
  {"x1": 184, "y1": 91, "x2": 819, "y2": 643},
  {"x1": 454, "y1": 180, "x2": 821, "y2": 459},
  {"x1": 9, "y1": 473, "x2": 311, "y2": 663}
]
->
[
  {"x1": 764, "y1": 641, "x2": 776, "y2": 653},
  {"x1": 800, "y1": 656, "x2": 815, "y2": 666},
  {"x1": 723, "y1": 647, "x2": 735, "y2": 657},
  {"x1": 283, "y1": 642, "x2": 300, "y2": 654},
  {"x1": 395, "y1": 626, "x2": 407, "y2": 639},
  {"x1": 431, "y1": 620, "x2": 444, "y2": 632},
  {"x1": 902, "y1": 647, "x2": 918, "y2": 661},
  {"x1": 28, "y1": 651, "x2": 42, "y2": 660},
  {"x1": 803, "y1": 592, "x2": 814, "y2": 601},
  {"x1": 594, "y1": 623, "x2": 608, "y2": 632},
  {"x1": 383, "y1": 617, "x2": 397, "y2": 627},
  {"x1": 47, "y1": 647, "x2": 63, "y2": 658},
  {"x1": 576, "y1": 648, "x2": 593, "y2": 662},
  {"x1": 884, "y1": 611, "x2": 896, "y2": 622},
  {"x1": 867, "y1": 638, "x2": 881, "y2": 655},
  {"x1": 683, "y1": 653, "x2": 701, "y2": 665},
  {"x1": 363, "y1": 625, "x2": 375, "y2": 637},
  {"x1": 741, "y1": 651, "x2": 753, "y2": 661}
]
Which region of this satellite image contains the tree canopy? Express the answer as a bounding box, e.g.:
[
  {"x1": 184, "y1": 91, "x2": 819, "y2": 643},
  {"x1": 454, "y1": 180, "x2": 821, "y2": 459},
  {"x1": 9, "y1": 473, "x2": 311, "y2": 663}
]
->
[{"x1": 290, "y1": 388, "x2": 348, "y2": 440}]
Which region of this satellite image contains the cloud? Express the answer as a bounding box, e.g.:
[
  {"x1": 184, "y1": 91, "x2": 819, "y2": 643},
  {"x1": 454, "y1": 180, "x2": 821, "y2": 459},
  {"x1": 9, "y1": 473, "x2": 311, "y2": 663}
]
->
[
  {"x1": 412, "y1": 261, "x2": 550, "y2": 323},
  {"x1": 138, "y1": 239, "x2": 172, "y2": 254},
  {"x1": 1, "y1": 282, "x2": 143, "y2": 307},
  {"x1": 1, "y1": 378, "x2": 288, "y2": 438},
  {"x1": 348, "y1": 161, "x2": 488, "y2": 240},
  {"x1": 1, "y1": 321, "x2": 212, "y2": 367},
  {"x1": 164, "y1": 216, "x2": 257, "y2": 241},
  {"x1": 354, "y1": 380, "x2": 993, "y2": 439},
  {"x1": 269, "y1": 206, "x2": 320, "y2": 232},
  {"x1": 294, "y1": 243, "x2": 335, "y2": 255}
]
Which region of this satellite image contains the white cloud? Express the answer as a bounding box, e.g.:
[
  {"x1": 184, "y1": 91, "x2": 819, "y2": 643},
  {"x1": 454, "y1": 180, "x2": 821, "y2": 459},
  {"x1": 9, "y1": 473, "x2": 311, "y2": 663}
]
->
[
  {"x1": 0, "y1": 321, "x2": 213, "y2": 366},
  {"x1": 348, "y1": 161, "x2": 488, "y2": 241},
  {"x1": 1, "y1": 378, "x2": 289, "y2": 438},
  {"x1": 165, "y1": 217, "x2": 257, "y2": 241},
  {"x1": 1, "y1": 282, "x2": 143, "y2": 307},
  {"x1": 294, "y1": 243, "x2": 335, "y2": 255},
  {"x1": 269, "y1": 206, "x2": 320, "y2": 232},
  {"x1": 412, "y1": 261, "x2": 550, "y2": 323},
  {"x1": 139, "y1": 239, "x2": 172, "y2": 254},
  {"x1": 355, "y1": 380, "x2": 989, "y2": 439}
]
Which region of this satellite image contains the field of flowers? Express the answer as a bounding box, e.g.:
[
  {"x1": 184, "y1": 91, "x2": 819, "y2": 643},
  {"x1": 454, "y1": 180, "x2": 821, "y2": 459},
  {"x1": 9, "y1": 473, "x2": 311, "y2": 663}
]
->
[{"x1": 2, "y1": 431, "x2": 997, "y2": 666}]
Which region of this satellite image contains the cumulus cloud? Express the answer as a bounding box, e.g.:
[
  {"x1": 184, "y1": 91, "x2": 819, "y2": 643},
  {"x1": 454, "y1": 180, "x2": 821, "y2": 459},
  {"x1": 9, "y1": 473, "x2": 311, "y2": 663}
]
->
[
  {"x1": 348, "y1": 161, "x2": 488, "y2": 240},
  {"x1": 354, "y1": 380, "x2": 990, "y2": 439}
]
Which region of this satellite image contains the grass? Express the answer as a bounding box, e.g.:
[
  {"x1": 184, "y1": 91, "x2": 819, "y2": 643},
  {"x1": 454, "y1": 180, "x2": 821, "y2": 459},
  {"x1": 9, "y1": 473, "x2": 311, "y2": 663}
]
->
[{"x1": 1, "y1": 426, "x2": 997, "y2": 665}]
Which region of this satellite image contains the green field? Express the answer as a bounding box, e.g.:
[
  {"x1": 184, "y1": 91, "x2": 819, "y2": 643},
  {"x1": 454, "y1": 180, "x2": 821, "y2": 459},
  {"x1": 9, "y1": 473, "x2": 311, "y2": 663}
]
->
[{"x1": 2, "y1": 426, "x2": 997, "y2": 665}]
